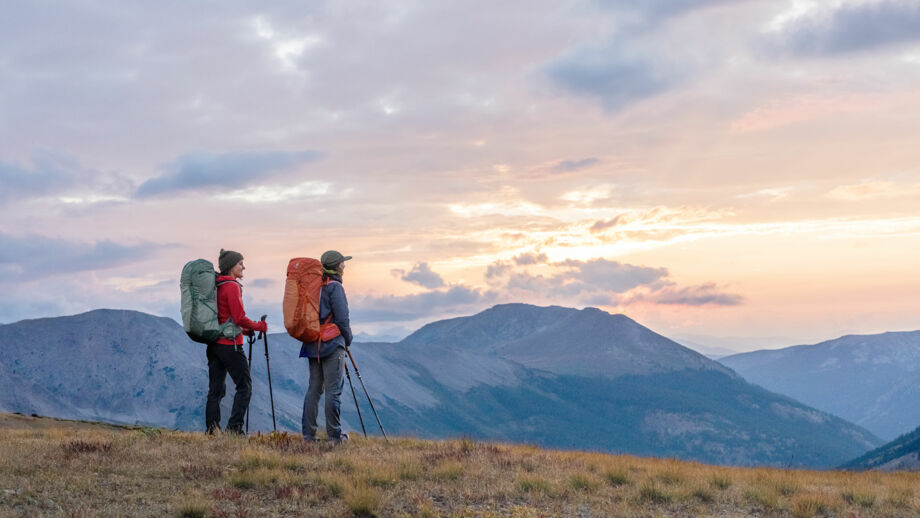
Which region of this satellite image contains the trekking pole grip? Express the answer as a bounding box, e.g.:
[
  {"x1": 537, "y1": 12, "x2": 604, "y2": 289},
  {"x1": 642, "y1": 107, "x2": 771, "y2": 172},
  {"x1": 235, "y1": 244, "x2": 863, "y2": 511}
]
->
[{"x1": 257, "y1": 314, "x2": 267, "y2": 339}]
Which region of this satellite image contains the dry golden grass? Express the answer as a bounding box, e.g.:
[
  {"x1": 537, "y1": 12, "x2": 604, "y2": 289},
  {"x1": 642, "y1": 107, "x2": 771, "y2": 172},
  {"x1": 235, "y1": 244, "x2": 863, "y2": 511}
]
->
[{"x1": 1, "y1": 413, "x2": 919, "y2": 517}]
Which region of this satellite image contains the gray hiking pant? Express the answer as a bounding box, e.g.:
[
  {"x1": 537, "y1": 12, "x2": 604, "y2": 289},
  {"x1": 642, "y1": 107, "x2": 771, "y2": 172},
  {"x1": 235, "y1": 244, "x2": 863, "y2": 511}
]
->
[{"x1": 302, "y1": 346, "x2": 346, "y2": 440}]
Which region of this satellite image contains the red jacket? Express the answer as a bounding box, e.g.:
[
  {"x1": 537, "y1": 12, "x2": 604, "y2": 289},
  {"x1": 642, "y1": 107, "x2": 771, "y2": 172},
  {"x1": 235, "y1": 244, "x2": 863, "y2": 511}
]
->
[{"x1": 215, "y1": 275, "x2": 267, "y2": 345}]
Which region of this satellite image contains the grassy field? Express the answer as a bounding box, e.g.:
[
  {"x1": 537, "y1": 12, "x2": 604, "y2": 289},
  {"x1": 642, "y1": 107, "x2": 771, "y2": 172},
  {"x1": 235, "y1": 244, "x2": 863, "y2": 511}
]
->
[{"x1": 0, "y1": 413, "x2": 918, "y2": 517}]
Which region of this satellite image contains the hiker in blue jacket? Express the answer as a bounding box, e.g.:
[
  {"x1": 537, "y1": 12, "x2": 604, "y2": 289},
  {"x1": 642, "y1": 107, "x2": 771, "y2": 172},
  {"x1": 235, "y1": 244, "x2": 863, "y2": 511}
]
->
[{"x1": 300, "y1": 250, "x2": 353, "y2": 443}]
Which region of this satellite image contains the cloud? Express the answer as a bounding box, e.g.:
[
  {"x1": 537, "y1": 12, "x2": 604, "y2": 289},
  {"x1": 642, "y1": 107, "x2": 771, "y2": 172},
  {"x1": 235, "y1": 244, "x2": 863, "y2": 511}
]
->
[
  {"x1": 0, "y1": 275, "x2": 183, "y2": 325},
  {"x1": 590, "y1": 206, "x2": 729, "y2": 235},
  {"x1": 391, "y1": 262, "x2": 446, "y2": 289},
  {"x1": 544, "y1": 0, "x2": 741, "y2": 110},
  {"x1": 596, "y1": 0, "x2": 743, "y2": 21},
  {"x1": 486, "y1": 255, "x2": 742, "y2": 308},
  {"x1": 485, "y1": 261, "x2": 512, "y2": 280},
  {"x1": 0, "y1": 152, "x2": 83, "y2": 202},
  {"x1": 561, "y1": 185, "x2": 616, "y2": 206},
  {"x1": 766, "y1": 1, "x2": 920, "y2": 56},
  {"x1": 514, "y1": 253, "x2": 548, "y2": 266},
  {"x1": 620, "y1": 282, "x2": 744, "y2": 306},
  {"x1": 562, "y1": 258, "x2": 668, "y2": 292},
  {"x1": 247, "y1": 278, "x2": 277, "y2": 289},
  {"x1": 552, "y1": 157, "x2": 600, "y2": 173},
  {"x1": 546, "y1": 45, "x2": 677, "y2": 111},
  {"x1": 135, "y1": 150, "x2": 323, "y2": 198},
  {"x1": 494, "y1": 257, "x2": 669, "y2": 300},
  {"x1": 353, "y1": 285, "x2": 496, "y2": 322},
  {"x1": 215, "y1": 181, "x2": 332, "y2": 203},
  {"x1": 0, "y1": 231, "x2": 167, "y2": 280},
  {"x1": 591, "y1": 214, "x2": 628, "y2": 233}
]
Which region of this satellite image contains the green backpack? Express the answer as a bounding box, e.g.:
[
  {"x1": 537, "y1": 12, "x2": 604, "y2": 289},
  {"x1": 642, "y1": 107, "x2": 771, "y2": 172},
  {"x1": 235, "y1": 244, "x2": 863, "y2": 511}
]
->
[{"x1": 180, "y1": 259, "x2": 242, "y2": 344}]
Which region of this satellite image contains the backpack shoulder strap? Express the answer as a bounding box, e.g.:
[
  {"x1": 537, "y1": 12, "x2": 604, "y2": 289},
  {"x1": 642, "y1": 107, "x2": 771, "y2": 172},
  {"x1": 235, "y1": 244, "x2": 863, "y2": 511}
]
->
[
  {"x1": 216, "y1": 279, "x2": 242, "y2": 294},
  {"x1": 320, "y1": 279, "x2": 337, "y2": 324}
]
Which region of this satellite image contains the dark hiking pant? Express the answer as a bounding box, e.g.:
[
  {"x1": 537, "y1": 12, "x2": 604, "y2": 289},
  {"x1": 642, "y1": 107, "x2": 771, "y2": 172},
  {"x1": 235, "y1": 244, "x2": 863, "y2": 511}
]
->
[
  {"x1": 206, "y1": 343, "x2": 251, "y2": 432},
  {"x1": 302, "y1": 347, "x2": 345, "y2": 440}
]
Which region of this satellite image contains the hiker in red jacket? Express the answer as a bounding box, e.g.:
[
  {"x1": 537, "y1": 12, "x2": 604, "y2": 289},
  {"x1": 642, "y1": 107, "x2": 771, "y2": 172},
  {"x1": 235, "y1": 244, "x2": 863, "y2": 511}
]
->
[{"x1": 206, "y1": 249, "x2": 267, "y2": 435}]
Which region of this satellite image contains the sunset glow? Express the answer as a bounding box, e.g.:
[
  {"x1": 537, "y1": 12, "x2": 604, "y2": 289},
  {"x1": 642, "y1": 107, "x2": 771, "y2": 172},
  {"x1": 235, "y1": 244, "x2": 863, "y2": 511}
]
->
[{"x1": 2, "y1": 1, "x2": 919, "y2": 351}]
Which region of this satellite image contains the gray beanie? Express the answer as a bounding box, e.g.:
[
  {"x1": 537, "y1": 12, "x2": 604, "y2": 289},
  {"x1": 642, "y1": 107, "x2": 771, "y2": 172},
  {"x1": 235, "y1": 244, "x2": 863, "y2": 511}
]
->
[{"x1": 218, "y1": 249, "x2": 244, "y2": 274}]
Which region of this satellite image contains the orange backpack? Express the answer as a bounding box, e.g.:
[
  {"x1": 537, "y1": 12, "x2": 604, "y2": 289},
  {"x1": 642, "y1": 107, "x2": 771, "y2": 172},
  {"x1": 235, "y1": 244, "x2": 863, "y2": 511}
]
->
[{"x1": 283, "y1": 257, "x2": 325, "y2": 342}]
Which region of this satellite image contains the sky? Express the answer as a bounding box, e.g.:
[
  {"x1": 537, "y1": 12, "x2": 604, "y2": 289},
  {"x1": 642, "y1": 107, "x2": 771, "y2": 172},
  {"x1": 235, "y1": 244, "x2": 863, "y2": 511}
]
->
[{"x1": 1, "y1": 0, "x2": 919, "y2": 352}]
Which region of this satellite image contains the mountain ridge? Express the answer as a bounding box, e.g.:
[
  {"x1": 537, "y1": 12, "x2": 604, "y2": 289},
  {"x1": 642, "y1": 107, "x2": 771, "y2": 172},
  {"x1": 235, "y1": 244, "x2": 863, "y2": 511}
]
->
[
  {"x1": 842, "y1": 424, "x2": 920, "y2": 471},
  {"x1": 0, "y1": 304, "x2": 882, "y2": 467},
  {"x1": 720, "y1": 329, "x2": 920, "y2": 440}
]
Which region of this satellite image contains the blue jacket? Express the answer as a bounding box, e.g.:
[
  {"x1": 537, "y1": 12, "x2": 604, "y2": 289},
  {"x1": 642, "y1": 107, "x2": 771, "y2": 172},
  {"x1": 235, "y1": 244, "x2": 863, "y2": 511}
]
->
[{"x1": 299, "y1": 279, "x2": 352, "y2": 359}]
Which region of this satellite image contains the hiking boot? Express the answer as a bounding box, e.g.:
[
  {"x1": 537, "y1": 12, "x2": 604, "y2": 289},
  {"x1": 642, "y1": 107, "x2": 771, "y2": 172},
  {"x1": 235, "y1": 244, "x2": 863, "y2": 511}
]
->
[
  {"x1": 225, "y1": 425, "x2": 246, "y2": 437},
  {"x1": 206, "y1": 423, "x2": 221, "y2": 435},
  {"x1": 330, "y1": 432, "x2": 349, "y2": 445}
]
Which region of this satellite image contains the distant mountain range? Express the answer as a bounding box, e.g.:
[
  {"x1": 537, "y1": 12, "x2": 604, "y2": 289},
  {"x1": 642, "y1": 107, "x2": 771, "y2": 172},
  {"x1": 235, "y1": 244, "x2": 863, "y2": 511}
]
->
[
  {"x1": 719, "y1": 330, "x2": 920, "y2": 441},
  {"x1": 0, "y1": 304, "x2": 881, "y2": 467},
  {"x1": 842, "y1": 424, "x2": 920, "y2": 471}
]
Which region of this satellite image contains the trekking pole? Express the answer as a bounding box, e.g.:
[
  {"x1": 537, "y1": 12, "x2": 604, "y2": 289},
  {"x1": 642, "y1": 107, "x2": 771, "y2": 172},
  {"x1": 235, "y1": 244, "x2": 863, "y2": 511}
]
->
[
  {"x1": 344, "y1": 362, "x2": 367, "y2": 438},
  {"x1": 259, "y1": 315, "x2": 277, "y2": 432},
  {"x1": 245, "y1": 333, "x2": 255, "y2": 434},
  {"x1": 344, "y1": 348, "x2": 388, "y2": 441}
]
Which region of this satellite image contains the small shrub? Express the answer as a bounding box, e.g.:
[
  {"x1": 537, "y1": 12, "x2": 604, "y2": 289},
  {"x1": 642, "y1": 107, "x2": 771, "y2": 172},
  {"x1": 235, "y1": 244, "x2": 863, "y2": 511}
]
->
[
  {"x1": 638, "y1": 483, "x2": 672, "y2": 504},
  {"x1": 691, "y1": 485, "x2": 715, "y2": 503},
  {"x1": 605, "y1": 469, "x2": 630, "y2": 487},
  {"x1": 745, "y1": 488, "x2": 779, "y2": 511},
  {"x1": 791, "y1": 497, "x2": 829, "y2": 518},
  {"x1": 886, "y1": 489, "x2": 911, "y2": 509},
  {"x1": 709, "y1": 475, "x2": 731, "y2": 490},
  {"x1": 433, "y1": 461, "x2": 464, "y2": 481},
  {"x1": 140, "y1": 427, "x2": 162, "y2": 439},
  {"x1": 331, "y1": 458, "x2": 356, "y2": 474},
  {"x1": 61, "y1": 440, "x2": 112, "y2": 455},
  {"x1": 568, "y1": 474, "x2": 598, "y2": 491},
  {"x1": 842, "y1": 489, "x2": 876, "y2": 508},
  {"x1": 345, "y1": 484, "x2": 381, "y2": 517},
  {"x1": 458, "y1": 437, "x2": 475, "y2": 456},
  {"x1": 773, "y1": 479, "x2": 798, "y2": 497},
  {"x1": 318, "y1": 475, "x2": 345, "y2": 498},
  {"x1": 238, "y1": 450, "x2": 281, "y2": 470},
  {"x1": 228, "y1": 474, "x2": 256, "y2": 490},
  {"x1": 177, "y1": 496, "x2": 208, "y2": 518},
  {"x1": 228, "y1": 468, "x2": 283, "y2": 489},
  {"x1": 655, "y1": 470, "x2": 684, "y2": 485},
  {"x1": 518, "y1": 476, "x2": 552, "y2": 495},
  {"x1": 397, "y1": 461, "x2": 421, "y2": 481}
]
